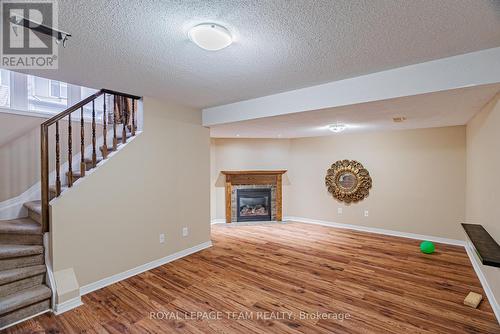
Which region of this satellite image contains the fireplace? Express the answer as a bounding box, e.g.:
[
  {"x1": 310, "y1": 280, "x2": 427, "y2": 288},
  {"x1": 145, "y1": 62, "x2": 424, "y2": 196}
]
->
[
  {"x1": 222, "y1": 170, "x2": 286, "y2": 223},
  {"x1": 236, "y1": 188, "x2": 272, "y2": 222}
]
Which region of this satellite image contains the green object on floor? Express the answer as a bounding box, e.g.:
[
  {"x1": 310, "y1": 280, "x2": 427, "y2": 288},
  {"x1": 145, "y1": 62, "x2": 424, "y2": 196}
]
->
[{"x1": 420, "y1": 241, "x2": 435, "y2": 254}]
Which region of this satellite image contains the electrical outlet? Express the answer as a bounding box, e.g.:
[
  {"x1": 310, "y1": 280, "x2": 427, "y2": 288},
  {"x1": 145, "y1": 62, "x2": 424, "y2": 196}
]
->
[
  {"x1": 182, "y1": 227, "x2": 189, "y2": 237},
  {"x1": 337, "y1": 207, "x2": 343, "y2": 215},
  {"x1": 159, "y1": 233, "x2": 165, "y2": 244},
  {"x1": 364, "y1": 210, "x2": 369, "y2": 217}
]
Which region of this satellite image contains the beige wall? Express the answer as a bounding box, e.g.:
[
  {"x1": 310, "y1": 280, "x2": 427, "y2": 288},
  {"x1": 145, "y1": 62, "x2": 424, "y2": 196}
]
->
[
  {"x1": 466, "y1": 93, "x2": 500, "y2": 304},
  {"x1": 211, "y1": 126, "x2": 466, "y2": 239},
  {"x1": 0, "y1": 112, "x2": 101, "y2": 202},
  {"x1": 50, "y1": 97, "x2": 210, "y2": 300},
  {"x1": 0, "y1": 121, "x2": 39, "y2": 202}
]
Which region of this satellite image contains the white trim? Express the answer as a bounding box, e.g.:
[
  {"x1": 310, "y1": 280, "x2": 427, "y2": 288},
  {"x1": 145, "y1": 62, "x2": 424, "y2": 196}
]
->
[
  {"x1": 0, "y1": 106, "x2": 105, "y2": 123},
  {"x1": 0, "y1": 182, "x2": 40, "y2": 220},
  {"x1": 80, "y1": 241, "x2": 212, "y2": 295},
  {"x1": 53, "y1": 296, "x2": 83, "y2": 315},
  {"x1": 211, "y1": 219, "x2": 226, "y2": 224},
  {"x1": 0, "y1": 309, "x2": 51, "y2": 331},
  {"x1": 0, "y1": 149, "x2": 74, "y2": 220},
  {"x1": 0, "y1": 106, "x2": 52, "y2": 119},
  {"x1": 464, "y1": 239, "x2": 500, "y2": 324},
  {"x1": 284, "y1": 216, "x2": 466, "y2": 246}
]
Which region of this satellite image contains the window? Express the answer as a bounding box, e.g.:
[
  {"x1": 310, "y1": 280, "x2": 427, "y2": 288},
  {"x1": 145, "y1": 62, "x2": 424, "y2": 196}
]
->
[
  {"x1": 28, "y1": 76, "x2": 68, "y2": 113},
  {"x1": 82, "y1": 87, "x2": 105, "y2": 119},
  {"x1": 49, "y1": 81, "x2": 67, "y2": 99},
  {"x1": 0, "y1": 69, "x2": 11, "y2": 108},
  {"x1": 0, "y1": 69, "x2": 112, "y2": 120}
]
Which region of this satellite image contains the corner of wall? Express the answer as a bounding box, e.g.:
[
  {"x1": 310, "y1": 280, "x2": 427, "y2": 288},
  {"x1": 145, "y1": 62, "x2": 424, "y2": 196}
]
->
[{"x1": 53, "y1": 267, "x2": 82, "y2": 315}]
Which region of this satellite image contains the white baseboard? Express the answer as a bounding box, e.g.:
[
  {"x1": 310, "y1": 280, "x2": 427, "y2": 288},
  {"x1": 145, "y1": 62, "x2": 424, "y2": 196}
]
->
[
  {"x1": 464, "y1": 240, "x2": 500, "y2": 324},
  {"x1": 79, "y1": 241, "x2": 212, "y2": 295},
  {"x1": 0, "y1": 309, "x2": 51, "y2": 331},
  {"x1": 53, "y1": 296, "x2": 83, "y2": 315},
  {"x1": 211, "y1": 219, "x2": 226, "y2": 224},
  {"x1": 284, "y1": 216, "x2": 466, "y2": 246}
]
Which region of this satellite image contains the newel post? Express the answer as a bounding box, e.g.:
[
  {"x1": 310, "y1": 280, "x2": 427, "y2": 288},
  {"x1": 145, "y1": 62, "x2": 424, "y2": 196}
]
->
[{"x1": 40, "y1": 124, "x2": 50, "y2": 232}]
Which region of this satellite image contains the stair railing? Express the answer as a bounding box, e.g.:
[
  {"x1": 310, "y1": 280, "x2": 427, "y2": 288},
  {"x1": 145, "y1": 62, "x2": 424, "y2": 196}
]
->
[{"x1": 40, "y1": 89, "x2": 141, "y2": 232}]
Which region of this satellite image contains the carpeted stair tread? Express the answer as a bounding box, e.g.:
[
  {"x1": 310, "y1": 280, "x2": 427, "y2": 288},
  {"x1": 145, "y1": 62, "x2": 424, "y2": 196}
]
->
[
  {"x1": 66, "y1": 171, "x2": 84, "y2": 178},
  {"x1": 0, "y1": 265, "x2": 46, "y2": 285},
  {"x1": 84, "y1": 157, "x2": 103, "y2": 165},
  {"x1": 100, "y1": 144, "x2": 119, "y2": 153},
  {"x1": 0, "y1": 219, "x2": 41, "y2": 235},
  {"x1": 49, "y1": 185, "x2": 68, "y2": 194},
  {"x1": 0, "y1": 245, "x2": 43, "y2": 259},
  {"x1": 23, "y1": 201, "x2": 41, "y2": 215},
  {"x1": 0, "y1": 285, "x2": 51, "y2": 315},
  {"x1": 116, "y1": 132, "x2": 132, "y2": 140}
]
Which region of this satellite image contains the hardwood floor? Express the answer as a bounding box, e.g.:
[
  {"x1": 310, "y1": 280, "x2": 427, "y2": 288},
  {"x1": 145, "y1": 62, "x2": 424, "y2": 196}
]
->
[{"x1": 5, "y1": 222, "x2": 500, "y2": 333}]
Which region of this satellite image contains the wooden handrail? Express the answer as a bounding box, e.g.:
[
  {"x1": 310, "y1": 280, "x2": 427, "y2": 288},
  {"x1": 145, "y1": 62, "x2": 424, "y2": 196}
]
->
[
  {"x1": 40, "y1": 88, "x2": 141, "y2": 232},
  {"x1": 41, "y1": 91, "x2": 103, "y2": 127},
  {"x1": 41, "y1": 89, "x2": 141, "y2": 127},
  {"x1": 101, "y1": 89, "x2": 141, "y2": 100}
]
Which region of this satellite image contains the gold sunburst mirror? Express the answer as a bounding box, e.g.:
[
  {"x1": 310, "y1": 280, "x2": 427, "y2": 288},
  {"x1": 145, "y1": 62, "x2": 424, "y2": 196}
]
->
[{"x1": 325, "y1": 160, "x2": 372, "y2": 203}]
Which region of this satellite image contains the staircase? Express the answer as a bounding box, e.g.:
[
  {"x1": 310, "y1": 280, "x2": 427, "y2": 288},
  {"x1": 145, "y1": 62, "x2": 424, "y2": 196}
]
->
[
  {"x1": 0, "y1": 89, "x2": 141, "y2": 329},
  {"x1": 0, "y1": 213, "x2": 50, "y2": 328}
]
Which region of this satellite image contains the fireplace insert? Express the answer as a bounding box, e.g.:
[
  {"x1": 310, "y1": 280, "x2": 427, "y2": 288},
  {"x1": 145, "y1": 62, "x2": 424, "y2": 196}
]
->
[{"x1": 236, "y1": 188, "x2": 272, "y2": 222}]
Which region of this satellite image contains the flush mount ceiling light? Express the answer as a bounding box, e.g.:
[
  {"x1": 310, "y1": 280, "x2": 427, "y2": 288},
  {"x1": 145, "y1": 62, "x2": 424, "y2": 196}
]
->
[
  {"x1": 328, "y1": 123, "x2": 347, "y2": 133},
  {"x1": 188, "y1": 23, "x2": 232, "y2": 51}
]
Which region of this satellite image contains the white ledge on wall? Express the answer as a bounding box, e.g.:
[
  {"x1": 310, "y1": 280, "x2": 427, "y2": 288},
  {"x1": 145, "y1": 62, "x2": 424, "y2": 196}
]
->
[
  {"x1": 0, "y1": 106, "x2": 58, "y2": 120},
  {"x1": 0, "y1": 106, "x2": 104, "y2": 123}
]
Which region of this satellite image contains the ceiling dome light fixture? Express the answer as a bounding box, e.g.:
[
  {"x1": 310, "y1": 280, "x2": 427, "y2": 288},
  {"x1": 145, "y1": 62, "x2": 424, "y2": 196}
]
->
[
  {"x1": 328, "y1": 123, "x2": 347, "y2": 133},
  {"x1": 188, "y1": 23, "x2": 232, "y2": 51}
]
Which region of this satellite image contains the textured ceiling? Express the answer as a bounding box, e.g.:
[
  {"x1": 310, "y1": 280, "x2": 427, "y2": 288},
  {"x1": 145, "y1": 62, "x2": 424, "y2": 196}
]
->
[
  {"x1": 27, "y1": 0, "x2": 500, "y2": 108},
  {"x1": 209, "y1": 84, "x2": 500, "y2": 138}
]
